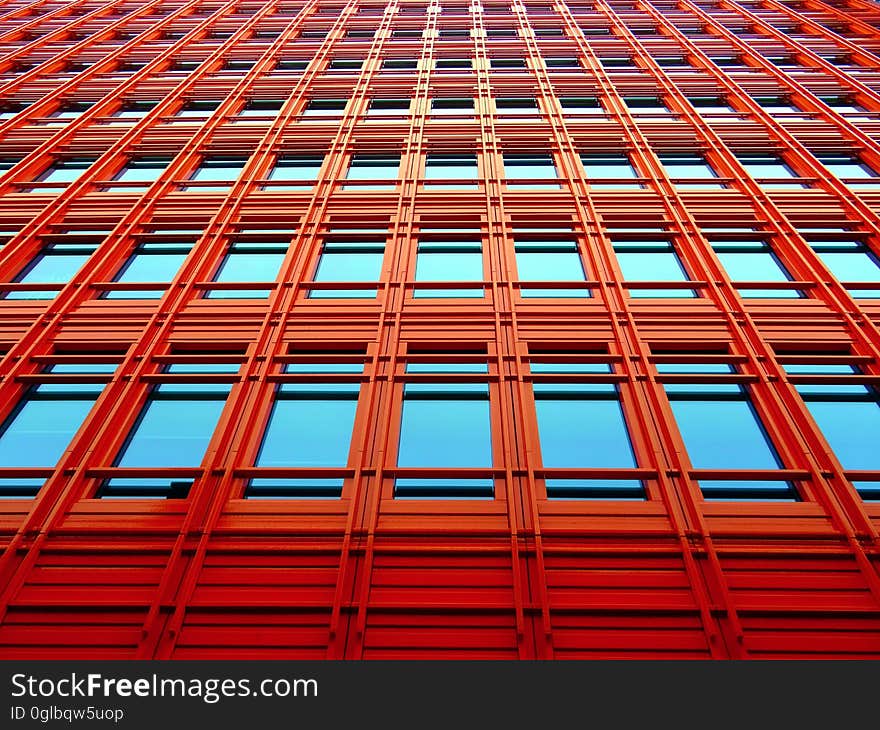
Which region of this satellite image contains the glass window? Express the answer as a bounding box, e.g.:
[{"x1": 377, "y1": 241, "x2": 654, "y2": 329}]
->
[
  {"x1": 495, "y1": 97, "x2": 539, "y2": 116},
  {"x1": 105, "y1": 238, "x2": 195, "y2": 299},
  {"x1": 309, "y1": 233, "x2": 386, "y2": 298},
  {"x1": 490, "y1": 57, "x2": 526, "y2": 69},
  {"x1": 248, "y1": 380, "x2": 360, "y2": 498},
  {"x1": 284, "y1": 355, "x2": 365, "y2": 373},
  {"x1": 514, "y1": 236, "x2": 589, "y2": 298},
  {"x1": 809, "y1": 240, "x2": 880, "y2": 297},
  {"x1": 785, "y1": 362, "x2": 880, "y2": 499},
  {"x1": 6, "y1": 242, "x2": 96, "y2": 300},
  {"x1": 424, "y1": 154, "x2": 479, "y2": 188},
  {"x1": 266, "y1": 155, "x2": 323, "y2": 188},
  {"x1": 328, "y1": 59, "x2": 363, "y2": 71},
  {"x1": 30, "y1": 158, "x2": 94, "y2": 191},
  {"x1": 383, "y1": 59, "x2": 419, "y2": 70},
  {"x1": 343, "y1": 155, "x2": 400, "y2": 190},
  {"x1": 559, "y1": 97, "x2": 601, "y2": 114},
  {"x1": 303, "y1": 98, "x2": 347, "y2": 116},
  {"x1": 368, "y1": 98, "x2": 411, "y2": 115},
  {"x1": 818, "y1": 96, "x2": 866, "y2": 115},
  {"x1": 224, "y1": 59, "x2": 255, "y2": 71},
  {"x1": 0, "y1": 101, "x2": 29, "y2": 120},
  {"x1": 114, "y1": 101, "x2": 157, "y2": 118},
  {"x1": 663, "y1": 368, "x2": 793, "y2": 499},
  {"x1": 396, "y1": 380, "x2": 493, "y2": 497},
  {"x1": 238, "y1": 99, "x2": 284, "y2": 117},
  {"x1": 736, "y1": 155, "x2": 806, "y2": 189},
  {"x1": 0, "y1": 378, "x2": 105, "y2": 496},
  {"x1": 755, "y1": 97, "x2": 805, "y2": 118},
  {"x1": 435, "y1": 58, "x2": 472, "y2": 69},
  {"x1": 186, "y1": 157, "x2": 249, "y2": 190},
  {"x1": 613, "y1": 240, "x2": 696, "y2": 297},
  {"x1": 688, "y1": 97, "x2": 735, "y2": 116},
  {"x1": 205, "y1": 241, "x2": 287, "y2": 298},
  {"x1": 545, "y1": 58, "x2": 581, "y2": 69},
  {"x1": 659, "y1": 155, "x2": 725, "y2": 189},
  {"x1": 414, "y1": 237, "x2": 484, "y2": 298},
  {"x1": 275, "y1": 59, "x2": 308, "y2": 71},
  {"x1": 100, "y1": 364, "x2": 236, "y2": 497},
  {"x1": 47, "y1": 102, "x2": 93, "y2": 121},
  {"x1": 430, "y1": 97, "x2": 475, "y2": 115},
  {"x1": 503, "y1": 153, "x2": 560, "y2": 188},
  {"x1": 624, "y1": 97, "x2": 669, "y2": 114},
  {"x1": 533, "y1": 377, "x2": 643, "y2": 498},
  {"x1": 580, "y1": 154, "x2": 641, "y2": 189},
  {"x1": 176, "y1": 100, "x2": 220, "y2": 117},
  {"x1": 816, "y1": 154, "x2": 879, "y2": 190},
  {"x1": 600, "y1": 57, "x2": 632, "y2": 68},
  {"x1": 711, "y1": 240, "x2": 800, "y2": 298},
  {"x1": 105, "y1": 157, "x2": 171, "y2": 190}
]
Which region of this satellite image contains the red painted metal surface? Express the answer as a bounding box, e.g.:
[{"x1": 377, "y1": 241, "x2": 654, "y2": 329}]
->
[{"x1": 0, "y1": 0, "x2": 879, "y2": 658}]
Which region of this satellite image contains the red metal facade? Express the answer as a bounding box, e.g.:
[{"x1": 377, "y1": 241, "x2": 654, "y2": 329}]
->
[{"x1": 1, "y1": 0, "x2": 880, "y2": 659}]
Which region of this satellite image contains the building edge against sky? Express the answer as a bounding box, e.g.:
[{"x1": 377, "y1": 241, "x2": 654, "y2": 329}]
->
[{"x1": 0, "y1": 0, "x2": 879, "y2": 657}]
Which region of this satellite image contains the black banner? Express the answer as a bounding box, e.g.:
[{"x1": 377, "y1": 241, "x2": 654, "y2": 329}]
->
[{"x1": 0, "y1": 661, "x2": 875, "y2": 729}]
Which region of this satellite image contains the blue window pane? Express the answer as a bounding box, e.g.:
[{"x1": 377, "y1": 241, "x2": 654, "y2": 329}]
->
[
  {"x1": 581, "y1": 155, "x2": 641, "y2": 188},
  {"x1": 782, "y1": 363, "x2": 857, "y2": 375},
  {"x1": 7, "y1": 251, "x2": 92, "y2": 299},
  {"x1": 248, "y1": 477, "x2": 345, "y2": 498},
  {"x1": 257, "y1": 394, "x2": 357, "y2": 467},
  {"x1": 698, "y1": 480, "x2": 796, "y2": 499},
  {"x1": 613, "y1": 242, "x2": 695, "y2": 298},
  {"x1": 711, "y1": 242, "x2": 800, "y2": 297},
  {"x1": 817, "y1": 156, "x2": 878, "y2": 189},
  {"x1": 116, "y1": 396, "x2": 227, "y2": 467},
  {"x1": 714, "y1": 249, "x2": 790, "y2": 281},
  {"x1": 187, "y1": 158, "x2": 249, "y2": 189},
  {"x1": 668, "y1": 398, "x2": 781, "y2": 469},
  {"x1": 813, "y1": 246, "x2": 880, "y2": 284},
  {"x1": 394, "y1": 477, "x2": 494, "y2": 498},
  {"x1": 106, "y1": 246, "x2": 190, "y2": 299},
  {"x1": 313, "y1": 252, "x2": 382, "y2": 281},
  {"x1": 415, "y1": 251, "x2": 483, "y2": 280},
  {"x1": 397, "y1": 388, "x2": 491, "y2": 468},
  {"x1": 503, "y1": 154, "x2": 560, "y2": 188},
  {"x1": 285, "y1": 361, "x2": 364, "y2": 373},
  {"x1": 212, "y1": 251, "x2": 286, "y2": 282},
  {"x1": 424, "y1": 155, "x2": 479, "y2": 188},
  {"x1": 414, "y1": 242, "x2": 483, "y2": 298},
  {"x1": 515, "y1": 240, "x2": 588, "y2": 297},
  {"x1": 0, "y1": 394, "x2": 96, "y2": 467},
  {"x1": 344, "y1": 156, "x2": 400, "y2": 189},
  {"x1": 656, "y1": 362, "x2": 734, "y2": 374},
  {"x1": 737, "y1": 156, "x2": 806, "y2": 189},
  {"x1": 544, "y1": 478, "x2": 644, "y2": 499},
  {"x1": 406, "y1": 362, "x2": 488, "y2": 373},
  {"x1": 115, "y1": 253, "x2": 188, "y2": 282},
  {"x1": 310, "y1": 242, "x2": 384, "y2": 298},
  {"x1": 109, "y1": 159, "x2": 170, "y2": 188},
  {"x1": 534, "y1": 395, "x2": 636, "y2": 469},
  {"x1": 822, "y1": 159, "x2": 876, "y2": 178},
  {"x1": 531, "y1": 362, "x2": 612, "y2": 373},
  {"x1": 660, "y1": 156, "x2": 724, "y2": 188},
  {"x1": 206, "y1": 250, "x2": 286, "y2": 299},
  {"x1": 267, "y1": 157, "x2": 323, "y2": 187},
  {"x1": 516, "y1": 251, "x2": 585, "y2": 280},
  {"x1": 34, "y1": 159, "x2": 94, "y2": 186},
  {"x1": 801, "y1": 399, "x2": 880, "y2": 471}
]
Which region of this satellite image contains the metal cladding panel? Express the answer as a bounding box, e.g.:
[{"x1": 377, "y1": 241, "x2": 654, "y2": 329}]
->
[{"x1": 0, "y1": 0, "x2": 880, "y2": 658}]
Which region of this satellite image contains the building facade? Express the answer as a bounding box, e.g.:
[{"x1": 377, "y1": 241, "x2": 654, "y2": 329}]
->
[{"x1": 0, "y1": 0, "x2": 879, "y2": 658}]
